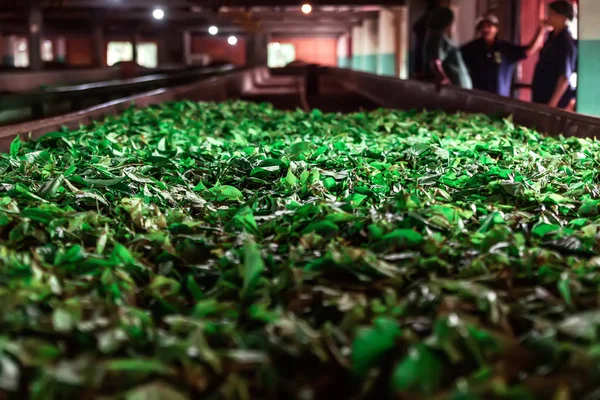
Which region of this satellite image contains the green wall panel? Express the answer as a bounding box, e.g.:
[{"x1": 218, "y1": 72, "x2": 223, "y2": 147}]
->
[
  {"x1": 377, "y1": 53, "x2": 396, "y2": 76},
  {"x1": 578, "y1": 40, "x2": 600, "y2": 116},
  {"x1": 337, "y1": 57, "x2": 350, "y2": 68},
  {"x1": 352, "y1": 56, "x2": 363, "y2": 71},
  {"x1": 362, "y1": 55, "x2": 377, "y2": 73}
]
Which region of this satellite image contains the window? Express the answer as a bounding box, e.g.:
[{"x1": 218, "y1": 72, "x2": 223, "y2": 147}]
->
[
  {"x1": 107, "y1": 41, "x2": 133, "y2": 66},
  {"x1": 136, "y1": 42, "x2": 158, "y2": 68},
  {"x1": 268, "y1": 42, "x2": 296, "y2": 68},
  {"x1": 107, "y1": 41, "x2": 158, "y2": 68},
  {"x1": 41, "y1": 39, "x2": 53, "y2": 62},
  {"x1": 14, "y1": 38, "x2": 29, "y2": 67}
]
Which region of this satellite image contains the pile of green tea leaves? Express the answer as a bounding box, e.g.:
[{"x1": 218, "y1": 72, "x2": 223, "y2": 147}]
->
[{"x1": 1, "y1": 100, "x2": 600, "y2": 400}]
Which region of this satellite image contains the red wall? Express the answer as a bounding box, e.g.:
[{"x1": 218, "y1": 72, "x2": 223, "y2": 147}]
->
[
  {"x1": 272, "y1": 37, "x2": 337, "y2": 66},
  {"x1": 191, "y1": 36, "x2": 246, "y2": 66},
  {"x1": 66, "y1": 37, "x2": 93, "y2": 66}
]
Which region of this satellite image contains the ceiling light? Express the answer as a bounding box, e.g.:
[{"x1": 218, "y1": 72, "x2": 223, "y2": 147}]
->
[
  {"x1": 301, "y1": 4, "x2": 312, "y2": 14},
  {"x1": 152, "y1": 8, "x2": 165, "y2": 20},
  {"x1": 208, "y1": 26, "x2": 219, "y2": 35},
  {"x1": 228, "y1": 36, "x2": 238, "y2": 46}
]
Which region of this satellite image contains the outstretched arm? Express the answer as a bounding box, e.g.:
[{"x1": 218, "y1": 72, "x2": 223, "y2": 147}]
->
[
  {"x1": 526, "y1": 0, "x2": 550, "y2": 57},
  {"x1": 524, "y1": 25, "x2": 548, "y2": 57}
]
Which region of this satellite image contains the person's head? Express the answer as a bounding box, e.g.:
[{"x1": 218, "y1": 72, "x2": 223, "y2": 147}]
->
[
  {"x1": 476, "y1": 14, "x2": 499, "y2": 41},
  {"x1": 428, "y1": 7, "x2": 455, "y2": 36},
  {"x1": 427, "y1": 0, "x2": 451, "y2": 10},
  {"x1": 547, "y1": 0, "x2": 575, "y2": 31}
]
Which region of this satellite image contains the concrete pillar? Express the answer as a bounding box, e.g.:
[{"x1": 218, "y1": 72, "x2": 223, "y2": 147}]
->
[
  {"x1": 183, "y1": 31, "x2": 191, "y2": 66},
  {"x1": 351, "y1": 25, "x2": 363, "y2": 70},
  {"x1": 337, "y1": 33, "x2": 350, "y2": 68},
  {"x1": 378, "y1": 9, "x2": 395, "y2": 76},
  {"x1": 91, "y1": 24, "x2": 104, "y2": 67},
  {"x1": 55, "y1": 36, "x2": 66, "y2": 63},
  {"x1": 246, "y1": 33, "x2": 268, "y2": 67},
  {"x1": 396, "y1": 7, "x2": 409, "y2": 79},
  {"x1": 2, "y1": 35, "x2": 17, "y2": 67},
  {"x1": 362, "y1": 19, "x2": 378, "y2": 73},
  {"x1": 132, "y1": 33, "x2": 139, "y2": 65},
  {"x1": 28, "y1": 7, "x2": 43, "y2": 70}
]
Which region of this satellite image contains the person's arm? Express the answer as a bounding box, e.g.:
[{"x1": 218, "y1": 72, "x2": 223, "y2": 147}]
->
[
  {"x1": 431, "y1": 59, "x2": 451, "y2": 86},
  {"x1": 428, "y1": 37, "x2": 451, "y2": 87},
  {"x1": 524, "y1": 25, "x2": 548, "y2": 57},
  {"x1": 548, "y1": 75, "x2": 570, "y2": 108}
]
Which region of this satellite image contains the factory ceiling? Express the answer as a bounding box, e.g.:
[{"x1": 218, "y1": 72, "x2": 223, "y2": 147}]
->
[{"x1": 0, "y1": 0, "x2": 404, "y2": 37}]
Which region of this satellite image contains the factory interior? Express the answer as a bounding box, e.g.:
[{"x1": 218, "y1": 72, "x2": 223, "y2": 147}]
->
[{"x1": 1, "y1": 1, "x2": 600, "y2": 399}]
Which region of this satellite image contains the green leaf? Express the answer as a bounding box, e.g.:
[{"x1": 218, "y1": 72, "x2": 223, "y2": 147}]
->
[
  {"x1": 207, "y1": 185, "x2": 244, "y2": 201},
  {"x1": 382, "y1": 229, "x2": 424, "y2": 247},
  {"x1": 531, "y1": 223, "x2": 560, "y2": 238},
  {"x1": 284, "y1": 168, "x2": 298, "y2": 187},
  {"x1": 9, "y1": 136, "x2": 20, "y2": 157},
  {"x1": 578, "y1": 200, "x2": 600, "y2": 217},
  {"x1": 186, "y1": 276, "x2": 204, "y2": 301},
  {"x1": 352, "y1": 317, "x2": 401, "y2": 376},
  {"x1": 392, "y1": 344, "x2": 444, "y2": 395},
  {"x1": 241, "y1": 239, "x2": 265, "y2": 301},
  {"x1": 106, "y1": 359, "x2": 172, "y2": 375}
]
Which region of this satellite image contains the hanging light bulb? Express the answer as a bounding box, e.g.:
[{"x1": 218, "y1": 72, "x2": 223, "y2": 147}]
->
[
  {"x1": 152, "y1": 8, "x2": 165, "y2": 20},
  {"x1": 301, "y1": 4, "x2": 312, "y2": 14}
]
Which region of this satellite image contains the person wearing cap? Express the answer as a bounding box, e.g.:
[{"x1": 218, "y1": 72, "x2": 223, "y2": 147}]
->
[
  {"x1": 461, "y1": 14, "x2": 547, "y2": 97},
  {"x1": 423, "y1": 7, "x2": 472, "y2": 89},
  {"x1": 532, "y1": 0, "x2": 577, "y2": 109}
]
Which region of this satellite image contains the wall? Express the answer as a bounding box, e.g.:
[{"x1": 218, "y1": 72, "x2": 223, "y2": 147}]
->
[
  {"x1": 378, "y1": 9, "x2": 396, "y2": 76},
  {"x1": 272, "y1": 37, "x2": 337, "y2": 66},
  {"x1": 362, "y1": 19, "x2": 378, "y2": 73},
  {"x1": 578, "y1": 0, "x2": 599, "y2": 115},
  {"x1": 454, "y1": 0, "x2": 478, "y2": 45},
  {"x1": 337, "y1": 33, "x2": 351, "y2": 68},
  {"x1": 351, "y1": 25, "x2": 363, "y2": 70},
  {"x1": 191, "y1": 36, "x2": 246, "y2": 66},
  {"x1": 351, "y1": 19, "x2": 378, "y2": 73},
  {"x1": 66, "y1": 37, "x2": 93, "y2": 67}
]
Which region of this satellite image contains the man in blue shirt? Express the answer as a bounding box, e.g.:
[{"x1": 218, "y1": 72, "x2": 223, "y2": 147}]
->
[
  {"x1": 461, "y1": 14, "x2": 547, "y2": 97},
  {"x1": 532, "y1": 0, "x2": 577, "y2": 109}
]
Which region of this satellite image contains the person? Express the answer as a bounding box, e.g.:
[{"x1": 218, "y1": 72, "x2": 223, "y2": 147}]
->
[
  {"x1": 461, "y1": 14, "x2": 548, "y2": 97},
  {"x1": 423, "y1": 7, "x2": 472, "y2": 89},
  {"x1": 532, "y1": 0, "x2": 577, "y2": 109},
  {"x1": 412, "y1": 0, "x2": 451, "y2": 79}
]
